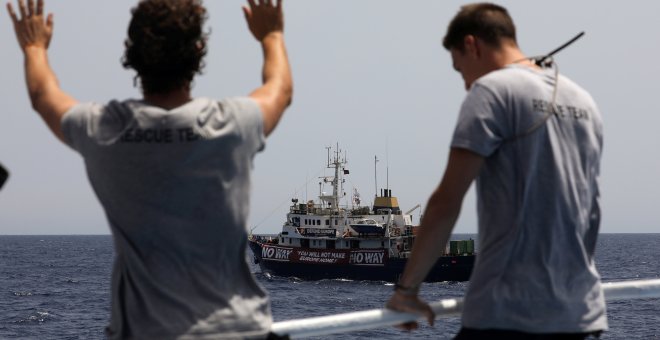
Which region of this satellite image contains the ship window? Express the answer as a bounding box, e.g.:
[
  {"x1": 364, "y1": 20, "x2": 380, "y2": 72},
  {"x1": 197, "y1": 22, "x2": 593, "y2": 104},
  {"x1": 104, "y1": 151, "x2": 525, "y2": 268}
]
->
[
  {"x1": 289, "y1": 238, "x2": 292, "y2": 244},
  {"x1": 335, "y1": 220, "x2": 338, "y2": 225},
  {"x1": 325, "y1": 220, "x2": 329, "y2": 226},
  {"x1": 317, "y1": 219, "x2": 321, "y2": 225}
]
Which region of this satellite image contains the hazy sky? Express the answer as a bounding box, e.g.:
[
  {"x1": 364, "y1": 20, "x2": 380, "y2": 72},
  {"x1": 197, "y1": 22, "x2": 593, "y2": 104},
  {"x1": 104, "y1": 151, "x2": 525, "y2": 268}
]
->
[{"x1": 1, "y1": 1, "x2": 659, "y2": 235}]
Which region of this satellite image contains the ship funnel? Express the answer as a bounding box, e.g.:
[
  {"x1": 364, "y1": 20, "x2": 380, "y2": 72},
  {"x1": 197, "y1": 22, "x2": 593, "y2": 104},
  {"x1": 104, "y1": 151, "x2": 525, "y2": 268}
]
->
[{"x1": 374, "y1": 188, "x2": 401, "y2": 214}]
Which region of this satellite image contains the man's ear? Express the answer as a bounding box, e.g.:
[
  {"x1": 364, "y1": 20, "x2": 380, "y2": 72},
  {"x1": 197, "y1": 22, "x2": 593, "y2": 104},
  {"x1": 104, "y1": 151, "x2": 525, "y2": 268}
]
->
[{"x1": 463, "y1": 35, "x2": 481, "y2": 59}]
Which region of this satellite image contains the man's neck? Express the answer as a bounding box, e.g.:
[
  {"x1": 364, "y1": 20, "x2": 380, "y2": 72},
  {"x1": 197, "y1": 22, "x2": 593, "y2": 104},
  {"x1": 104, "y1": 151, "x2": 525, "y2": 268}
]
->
[
  {"x1": 143, "y1": 87, "x2": 192, "y2": 110},
  {"x1": 492, "y1": 43, "x2": 539, "y2": 70}
]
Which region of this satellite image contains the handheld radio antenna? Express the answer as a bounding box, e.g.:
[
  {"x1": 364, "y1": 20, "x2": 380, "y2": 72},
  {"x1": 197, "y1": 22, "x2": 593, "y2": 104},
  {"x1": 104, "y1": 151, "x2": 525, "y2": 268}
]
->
[
  {"x1": 0, "y1": 163, "x2": 8, "y2": 190},
  {"x1": 533, "y1": 31, "x2": 585, "y2": 67}
]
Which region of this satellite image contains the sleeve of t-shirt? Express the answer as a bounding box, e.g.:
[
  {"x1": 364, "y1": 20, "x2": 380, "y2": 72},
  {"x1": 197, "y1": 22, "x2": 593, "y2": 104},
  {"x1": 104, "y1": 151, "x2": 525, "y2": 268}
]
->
[
  {"x1": 219, "y1": 97, "x2": 266, "y2": 156},
  {"x1": 451, "y1": 83, "x2": 510, "y2": 157},
  {"x1": 61, "y1": 102, "x2": 101, "y2": 154}
]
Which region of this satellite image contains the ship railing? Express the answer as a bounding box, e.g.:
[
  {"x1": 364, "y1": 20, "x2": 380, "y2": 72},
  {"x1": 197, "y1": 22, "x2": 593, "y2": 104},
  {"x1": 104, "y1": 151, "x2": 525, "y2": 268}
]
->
[{"x1": 270, "y1": 278, "x2": 660, "y2": 339}]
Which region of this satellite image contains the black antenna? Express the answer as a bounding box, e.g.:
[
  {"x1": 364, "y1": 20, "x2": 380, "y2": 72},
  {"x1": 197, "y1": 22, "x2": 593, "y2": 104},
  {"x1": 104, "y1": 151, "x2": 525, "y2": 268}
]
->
[{"x1": 533, "y1": 31, "x2": 585, "y2": 67}]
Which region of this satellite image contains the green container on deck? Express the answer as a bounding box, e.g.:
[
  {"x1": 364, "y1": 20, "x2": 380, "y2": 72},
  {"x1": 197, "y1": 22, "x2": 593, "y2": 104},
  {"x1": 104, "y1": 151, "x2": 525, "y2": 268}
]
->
[
  {"x1": 458, "y1": 240, "x2": 467, "y2": 254},
  {"x1": 466, "y1": 239, "x2": 475, "y2": 254},
  {"x1": 449, "y1": 240, "x2": 458, "y2": 255},
  {"x1": 449, "y1": 240, "x2": 475, "y2": 255}
]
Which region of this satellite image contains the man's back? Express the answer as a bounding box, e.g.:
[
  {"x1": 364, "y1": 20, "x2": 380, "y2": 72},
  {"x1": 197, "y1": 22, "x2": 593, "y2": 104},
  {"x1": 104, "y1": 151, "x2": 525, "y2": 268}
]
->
[
  {"x1": 452, "y1": 65, "x2": 606, "y2": 332},
  {"x1": 7, "y1": 0, "x2": 291, "y2": 337},
  {"x1": 62, "y1": 97, "x2": 272, "y2": 339}
]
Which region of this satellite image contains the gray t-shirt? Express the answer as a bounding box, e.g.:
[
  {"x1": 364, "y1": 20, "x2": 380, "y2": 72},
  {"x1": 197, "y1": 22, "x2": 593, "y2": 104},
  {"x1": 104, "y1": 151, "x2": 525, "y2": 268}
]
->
[
  {"x1": 452, "y1": 65, "x2": 607, "y2": 333},
  {"x1": 62, "y1": 97, "x2": 271, "y2": 339}
]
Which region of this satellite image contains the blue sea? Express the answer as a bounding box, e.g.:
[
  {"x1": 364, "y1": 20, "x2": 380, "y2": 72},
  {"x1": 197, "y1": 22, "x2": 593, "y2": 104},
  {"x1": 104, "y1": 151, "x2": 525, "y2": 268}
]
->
[{"x1": 1, "y1": 234, "x2": 659, "y2": 339}]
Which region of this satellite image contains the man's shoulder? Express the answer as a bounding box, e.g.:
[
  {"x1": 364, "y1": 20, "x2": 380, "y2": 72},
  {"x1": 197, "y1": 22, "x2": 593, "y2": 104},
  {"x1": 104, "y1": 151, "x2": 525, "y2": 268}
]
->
[
  {"x1": 556, "y1": 74, "x2": 594, "y2": 100},
  {"x1": 474, "y1": 66, "x2": 593, "y2": 100},
  {"x1": 476, "y1": 66, "x2": 539, "y2": 88},
  {"x1": 65, "y1": 99, "x2": 141, "y2": 116}
]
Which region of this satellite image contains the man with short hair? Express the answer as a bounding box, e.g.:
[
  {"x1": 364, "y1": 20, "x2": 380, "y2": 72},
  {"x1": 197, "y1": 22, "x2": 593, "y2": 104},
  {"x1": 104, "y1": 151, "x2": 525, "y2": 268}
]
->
[
  {"x1": 8, "y1": 0, "x2": 292, "y2": 338},
  {"x1": 386, "y1": 3, "x2": 606, "y2": 339}
]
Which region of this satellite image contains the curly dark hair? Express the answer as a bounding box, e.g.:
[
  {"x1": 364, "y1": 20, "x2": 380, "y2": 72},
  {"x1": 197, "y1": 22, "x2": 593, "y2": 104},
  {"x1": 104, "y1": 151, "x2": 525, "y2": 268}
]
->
[{"x1": 122, "y1": 0, "x2": 209, "y2": 94}]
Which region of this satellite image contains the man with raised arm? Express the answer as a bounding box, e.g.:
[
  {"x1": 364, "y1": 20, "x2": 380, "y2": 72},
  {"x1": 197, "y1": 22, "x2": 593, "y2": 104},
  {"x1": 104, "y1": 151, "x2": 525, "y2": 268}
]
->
[
  {"x1": 386, "y1": 3, "x2": 606, "y2": 339},
  {"x1": 7, "y1": 0, "x2": 292, "y2": 338}
]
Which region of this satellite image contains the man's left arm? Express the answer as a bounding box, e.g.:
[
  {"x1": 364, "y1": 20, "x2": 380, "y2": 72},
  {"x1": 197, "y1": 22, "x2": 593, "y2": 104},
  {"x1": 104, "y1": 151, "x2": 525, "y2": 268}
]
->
[{"x1": 7, "y1": 0, "x2": 78, "y2": 143}]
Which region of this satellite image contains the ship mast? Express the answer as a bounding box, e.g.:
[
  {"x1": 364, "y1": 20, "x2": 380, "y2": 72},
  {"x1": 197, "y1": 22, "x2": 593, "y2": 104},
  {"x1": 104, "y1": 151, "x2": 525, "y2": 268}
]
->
[
  {"x1": 374, "y1": 155, "x2": 378, "y2": 198},
  {"x1": 386, "y1": 140, "x2": 389, "y2": 195},
  {"x1": 330, "y1": 146, "x2": 340, "y2": 201},
  {"x1": 321, "y1": 144, "x2": 347, "y2": 213}
]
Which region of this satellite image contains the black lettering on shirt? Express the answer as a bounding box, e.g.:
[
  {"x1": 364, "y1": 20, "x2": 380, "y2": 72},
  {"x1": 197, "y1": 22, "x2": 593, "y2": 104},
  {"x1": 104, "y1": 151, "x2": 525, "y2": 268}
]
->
[
  {"x1": 120, "y1": 128, "x2": 199, "y2": 144},
  {"x1": 177, "y1": 128, "x2": 200, "y2": 142},
  {"x1": 532, "y1": 99, "x2": 589, "y2": 121}
]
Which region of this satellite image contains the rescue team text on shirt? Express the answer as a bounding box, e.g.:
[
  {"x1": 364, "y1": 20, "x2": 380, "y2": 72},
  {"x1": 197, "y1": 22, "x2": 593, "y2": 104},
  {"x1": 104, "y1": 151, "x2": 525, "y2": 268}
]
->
[
  {"x1": 532, "y1": 99, "x2": 589, "y2": 120},
  {"x1": 120, "y1": 127, "x2": 200, "y2": 143}
]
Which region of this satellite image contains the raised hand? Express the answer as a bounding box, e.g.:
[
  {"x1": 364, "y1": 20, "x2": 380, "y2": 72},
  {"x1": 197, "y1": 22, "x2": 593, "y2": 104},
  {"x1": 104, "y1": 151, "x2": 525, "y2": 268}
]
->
[
  {"x1": 242, "y1": 0, "x2": 283, "y2": 42},
  {"x1": 7, "y1": 0, "x2": 53, "y2": 51}
]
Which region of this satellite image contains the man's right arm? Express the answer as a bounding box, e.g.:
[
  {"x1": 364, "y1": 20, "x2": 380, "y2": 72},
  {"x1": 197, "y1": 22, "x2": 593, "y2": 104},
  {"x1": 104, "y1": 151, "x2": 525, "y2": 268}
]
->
[
  {"x1": 385, "y1": 147, "x2": 484, "y2": 328},
  {"x1": 242, "y1": 0, "x2": 293, "y2": 137},
  {"x1": 7, "y1": 0, "x2": 78, "y2": 144}
]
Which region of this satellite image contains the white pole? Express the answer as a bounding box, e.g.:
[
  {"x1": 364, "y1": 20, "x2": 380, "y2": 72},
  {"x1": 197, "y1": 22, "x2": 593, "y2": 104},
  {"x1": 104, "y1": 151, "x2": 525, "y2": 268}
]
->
[
  {"x1": 602, "y1": 279, "x2": 660, "y2": 300},
  {"x1": 271, "y1": 279, "x2": 660, "y2": 339}
]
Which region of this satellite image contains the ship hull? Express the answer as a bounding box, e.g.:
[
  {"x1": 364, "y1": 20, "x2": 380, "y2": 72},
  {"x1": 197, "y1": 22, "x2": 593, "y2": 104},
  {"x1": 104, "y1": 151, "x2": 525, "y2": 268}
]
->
[{"x1": 249, "y1": 239, "x2": 474, "y2": 282}]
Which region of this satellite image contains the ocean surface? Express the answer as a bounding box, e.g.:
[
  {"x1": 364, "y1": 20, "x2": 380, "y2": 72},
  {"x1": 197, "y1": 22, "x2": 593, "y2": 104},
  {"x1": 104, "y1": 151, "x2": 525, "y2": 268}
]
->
[{"x1": 1, "y1": 234, "x2": 659, "y2": 339}]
